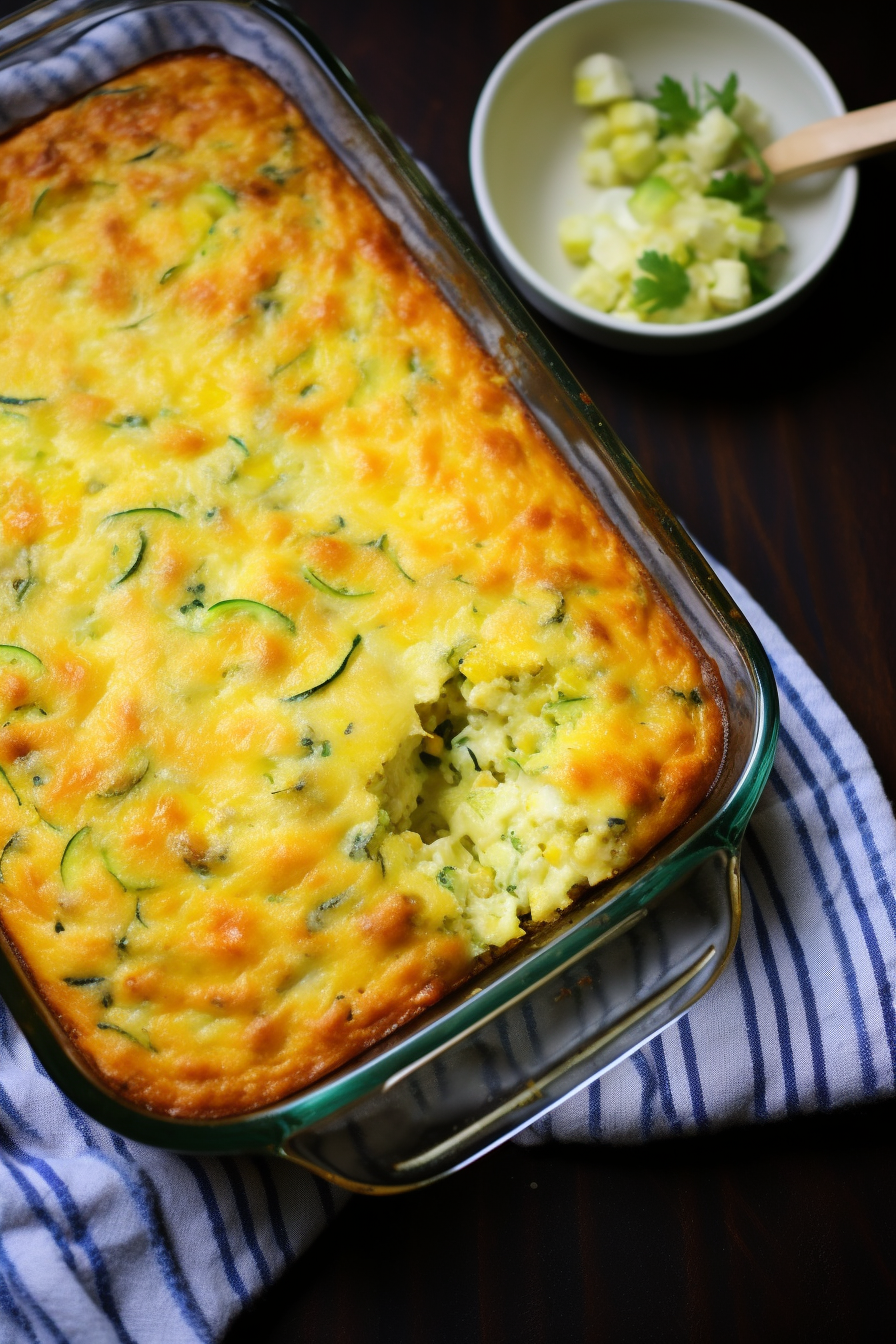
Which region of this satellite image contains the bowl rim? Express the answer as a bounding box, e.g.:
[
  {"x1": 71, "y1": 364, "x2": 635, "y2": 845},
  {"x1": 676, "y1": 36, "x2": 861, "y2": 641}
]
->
[{"x1": 469, "y1": 0, "x2": 859, "y2": 343}]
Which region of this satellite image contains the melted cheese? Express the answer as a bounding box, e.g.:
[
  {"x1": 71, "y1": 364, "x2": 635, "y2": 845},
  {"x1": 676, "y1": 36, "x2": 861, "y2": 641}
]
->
[{"x1": 0, "y1": 54, "x2": 724, "y2": 1117}]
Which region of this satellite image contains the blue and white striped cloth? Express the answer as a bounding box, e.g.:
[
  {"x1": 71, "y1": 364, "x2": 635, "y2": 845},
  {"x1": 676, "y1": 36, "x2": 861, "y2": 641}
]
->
[
  {"x1": 0, "y1": 1019, "x2": 345, "y2": 1343},
  {"x1": 2, "y1": 553, "x2": 895, "y2": 1341},
  {"x1": 519, "y1": 558, "x2": 896, "y2": 1145}
]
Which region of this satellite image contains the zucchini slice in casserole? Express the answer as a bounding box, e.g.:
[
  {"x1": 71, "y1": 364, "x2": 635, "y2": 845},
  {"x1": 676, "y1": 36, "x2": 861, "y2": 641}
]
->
[{"x1": 0, "y1": 54, "x2": 724, "y2": 1117}]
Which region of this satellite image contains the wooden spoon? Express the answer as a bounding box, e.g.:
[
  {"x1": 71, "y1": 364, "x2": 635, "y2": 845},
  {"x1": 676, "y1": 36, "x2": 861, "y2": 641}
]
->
[{"x1": 748, "y1": 100, "x2": 896, "y2": 183}]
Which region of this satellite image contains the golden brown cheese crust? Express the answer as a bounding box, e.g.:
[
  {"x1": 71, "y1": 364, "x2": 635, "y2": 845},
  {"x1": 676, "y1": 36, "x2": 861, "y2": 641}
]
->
[{"x1": 0, "y1": 53, "x2": 724, "y2": 1117}]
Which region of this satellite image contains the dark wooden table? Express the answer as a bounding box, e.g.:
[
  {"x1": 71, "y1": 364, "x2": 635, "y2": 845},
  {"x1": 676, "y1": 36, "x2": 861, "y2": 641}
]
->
[{"x1": 214, "y1": 1, "x2": 896, "y2": 1338}]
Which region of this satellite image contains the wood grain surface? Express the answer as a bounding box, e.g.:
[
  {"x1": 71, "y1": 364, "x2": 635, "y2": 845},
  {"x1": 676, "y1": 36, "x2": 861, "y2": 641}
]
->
[
  {"x1": 219, "y1": 1, "x2": 896, "y2": 1339},
  {"x1": 3, "y1": 0, "x2": 884, "y2": 1336}
]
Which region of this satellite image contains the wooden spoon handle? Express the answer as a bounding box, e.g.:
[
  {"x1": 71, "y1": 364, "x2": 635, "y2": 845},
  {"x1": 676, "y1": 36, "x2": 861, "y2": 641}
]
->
[{"x1": 757, "y1": 100, "x2": 896, "y2": 183}]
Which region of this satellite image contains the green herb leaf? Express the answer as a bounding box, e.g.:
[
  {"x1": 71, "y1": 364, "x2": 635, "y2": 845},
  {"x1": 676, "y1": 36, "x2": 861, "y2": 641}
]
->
[
  {"x1": 651, "y1": 75, "x2": 700, "y2": 135},
  {"x1": 632, "y1": 251, "x2": 690, "y2": 313},
  {"x1": 705, "y1": 170, "x2": 769, "y2": 219},
  {"x1": 307, "y1": 891, "x2": 348, "y2": 931},
  {"x1": 348, "y1": 829, "x2": 373, "y2": 861},
  {"x1": 105, "y1": 414, "x2": 148, "y2": 429},
  {"x1": 741, "y1": 251, "x2": 772, "y2": 302},
  {"x1": 704, "y1": 72, "x2": 738, "y2": 116}
]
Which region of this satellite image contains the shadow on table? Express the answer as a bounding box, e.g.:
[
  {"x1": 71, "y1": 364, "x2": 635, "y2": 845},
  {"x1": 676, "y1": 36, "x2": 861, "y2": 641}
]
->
[{"x1": 224, "y1": 1093, "x2": 896, "y2": 1344}]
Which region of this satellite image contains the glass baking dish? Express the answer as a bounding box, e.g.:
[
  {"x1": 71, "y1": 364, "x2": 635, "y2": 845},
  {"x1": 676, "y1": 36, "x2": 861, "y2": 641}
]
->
[{"x1": 0, "y1": 0, "x2": 778, "y2": 1192}]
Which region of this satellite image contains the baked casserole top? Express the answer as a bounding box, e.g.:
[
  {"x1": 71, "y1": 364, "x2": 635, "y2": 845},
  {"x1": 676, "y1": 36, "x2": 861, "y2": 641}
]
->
[{"x1": 0, "y1": 53, "x2": 723, "y2": 1117}]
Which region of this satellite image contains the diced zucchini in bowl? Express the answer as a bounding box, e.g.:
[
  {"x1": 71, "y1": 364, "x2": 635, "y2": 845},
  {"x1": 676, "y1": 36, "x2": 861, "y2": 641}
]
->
[
  {"x1": 629, "y1": 176, "x2": 680, "y2": 224},
  {"x1": 684, "y1": 107, "x2": 742, "y2": 171},
  {"x1": 571, "y1": 262, "x2": 622, "y2": 312},
  {"x1": 573, "y1": 53, "x2": 633, "y2": 107},
  {"x1": 710, "y1": 258, "x2": 751, "y2": 311},
  {"x1": 558, "y1": 214, "x2": 594, "y2": 263},
  {"x1": 579, "y1": 147, "x2": 622, "y2": 187},
  {"x1": 581, "y1": 112, "x2": 612, "y2": 148},
  {"x1": 557, "y1": 53, "x2": 786, "y2": 326},
  {"x1": 611, "y1": 130, "x2": 660, "y2": 181},
  {"x1": 608, "y1": 99, "x2": 659, "y2": 136}
]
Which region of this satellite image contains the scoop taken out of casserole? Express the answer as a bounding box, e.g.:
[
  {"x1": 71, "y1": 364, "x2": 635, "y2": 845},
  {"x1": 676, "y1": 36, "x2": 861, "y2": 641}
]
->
[{"x1": 0, "y1": 52, "x2": 724, "y2": 1117}]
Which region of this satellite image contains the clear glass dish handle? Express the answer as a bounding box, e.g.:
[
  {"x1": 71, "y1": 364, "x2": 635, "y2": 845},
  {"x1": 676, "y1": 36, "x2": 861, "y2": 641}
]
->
[{"x1": 281, "y1": 846, "x2": 741, "y2": 1192}]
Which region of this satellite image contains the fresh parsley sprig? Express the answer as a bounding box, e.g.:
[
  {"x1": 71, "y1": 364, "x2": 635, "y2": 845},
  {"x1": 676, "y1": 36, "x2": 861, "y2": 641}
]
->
[
  {"x1": 705, "y1": 133, "x2": 774, "y2": 219},
  {"x1": 650, "y1": 75, "x2": 700, "y2": 135},
  {"x1": 740, "y1": 252, "x2": 772, "y2": 301},
  {"x1": 705, "y1": 169, "x2": 770, "y2": 218},
  {"x1": 704, "y1": 71, "x2": 739, "y2": 115},
  {"x1": 633, "y1": 251, "x2": 691, "y2": 313},
  {"x1": 684, "y1": 69, "x2": 775, "y2": 217}
]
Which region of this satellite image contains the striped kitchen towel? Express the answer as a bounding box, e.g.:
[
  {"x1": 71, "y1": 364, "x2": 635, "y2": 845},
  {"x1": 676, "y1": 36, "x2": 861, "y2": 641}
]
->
[
  {"x1": 2, "y1": 554, "x2": 894, "y2": 1343},
  {"x1": 0, "y1": 1012, "x2": 345, "y2": 1344},
  {"x1": 519, "y1": 557, "x2": 896, "y2": 1146}
]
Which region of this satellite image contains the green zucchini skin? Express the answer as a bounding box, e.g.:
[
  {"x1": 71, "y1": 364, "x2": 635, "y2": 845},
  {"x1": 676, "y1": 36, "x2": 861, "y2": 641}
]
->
[
  {"x1": 112, "y1": 530, "x2": 148, "y2": 586},
  {"x1": 103, "y1": 507, "x2": 182, "y2": 522},
  {"x1": 100, "y1": 853, "x2": 127, "y2": 891},
  {"x1": 303, "y1": 567, "x2": 373, "y2": 599},
  {"x1": 0, "y1": 645, "x2": 43, "y2": 672},
  {"x1": 97, "y1": 760, "x2": 149, "y2": 799},
  {"x1": 0, "y1": 766, "x2": 21, "y2": 806},
  {"x1": 367, "y1": 534, "x2": 415, "y2": 583},
  {"x1": 0, "y1": 832, "x2": 19, "y2": 880},
  {"x1": 97, "y1": 1021, "x2": 158, "y2": 1052},
  {"x1": 101, "y1": 851, "x2": 156, "y2": 892},
  {"x1": 60, "y1": 826, "x2": 91, "y2": 886},
  {"x1": 102, "y1": 508, "x2": 184, "y2": 590},
  {"x1": 282, "y1": 634, "x2": 362, "y2": 702},
  {"x1": 204, "y1": 599, "x2": 295, "y2": 634},
  {"x1": 544, "y1": 696, "x2": 590, "y2": 712}
]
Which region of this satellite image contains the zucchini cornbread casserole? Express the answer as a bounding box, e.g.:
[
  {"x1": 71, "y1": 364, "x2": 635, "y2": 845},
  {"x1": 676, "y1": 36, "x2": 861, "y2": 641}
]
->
[{"x1": 0, "y1": 53, "x2": 725, "y2": 1117}]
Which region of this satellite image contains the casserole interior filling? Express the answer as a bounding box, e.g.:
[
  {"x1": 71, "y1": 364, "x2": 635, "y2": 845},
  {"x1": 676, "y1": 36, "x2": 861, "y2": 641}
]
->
[{"x1": 0, "y1": 52, "x2": 724, "y2": 1116}]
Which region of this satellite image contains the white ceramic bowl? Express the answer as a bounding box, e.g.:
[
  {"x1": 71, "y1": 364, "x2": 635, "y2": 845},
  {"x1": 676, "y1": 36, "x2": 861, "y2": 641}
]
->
[{"x1": 470, "y1": 0, "x2": 857, "y2": 350}]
